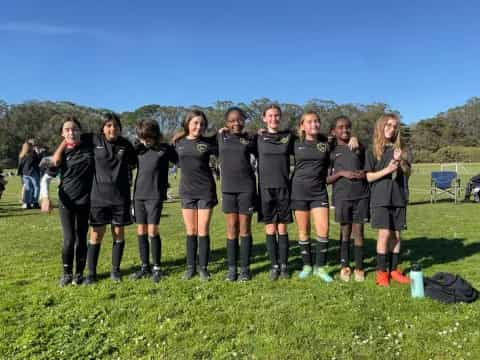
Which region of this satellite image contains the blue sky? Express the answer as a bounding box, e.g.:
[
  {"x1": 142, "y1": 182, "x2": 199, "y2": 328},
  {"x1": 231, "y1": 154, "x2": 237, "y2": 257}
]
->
[{"x1": 1, "y1": 1, "x2": 479, "y2": 124}]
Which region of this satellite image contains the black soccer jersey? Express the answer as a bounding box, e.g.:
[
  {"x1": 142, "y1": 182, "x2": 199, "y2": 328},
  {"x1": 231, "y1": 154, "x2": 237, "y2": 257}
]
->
[
  {"x1": 134, "y1": 143, "x2": 178, "y2": 201},
  {"x1": 47, "y1": 139, "x2": 95, "y2": 206},
  {"x1": 291, "y1": 137, "x2": 330, "y2": 200},
  {"x1": 365, "y1": 146, "x2": 408, "y2": 207},
  {"x1": 218, "y1": 132, "x2": 257, "y2": 193},
  {"x1": 330, "y1": 144, "x2": 369, "y2": 204},
  {"x1": 87, "y1": 133, "x2": 137, "y2": 207},
  {"x1": 257, "y1": 131, "x2": 294, "y2": 189},
  {"x1": 175, "y1": 136, "x2": 218, "y2": 200}
]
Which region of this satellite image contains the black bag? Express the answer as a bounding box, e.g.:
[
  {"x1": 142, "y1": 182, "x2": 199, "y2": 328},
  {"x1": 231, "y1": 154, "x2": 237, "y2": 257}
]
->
[{"x1": 424, "y1": 272, "x2": 478, "y2": 304}]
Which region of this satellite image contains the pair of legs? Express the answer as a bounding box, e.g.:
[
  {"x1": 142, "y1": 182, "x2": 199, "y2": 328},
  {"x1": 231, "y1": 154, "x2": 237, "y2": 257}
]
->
[
  {"x1": 295, "y1": 207, "x2": 331, "y2": 281},
  {"x1": 225, "y1": 213, "x2": 253, "y2": 281},
  {"x1": 133, "y1": 223, "x2": 163, "y2": 282},
  {"x1": 264, "y1": 222, "x2": 291, "y2": 279},
  {"x1": 22, "y1": 175, "x2": 40, "y2": 207},
  {"x1": 86, "y1": 224, "x2": 126, "y2": 282},
  {"x1": 182, "y1": 208, "x2": 213, "y2": 279},
  {"x1": 376, "y1": 229, "x2": 410, "y2": 286},
  {"x1": 58, "y1": 202, "x2": 89, "y2": 286}
]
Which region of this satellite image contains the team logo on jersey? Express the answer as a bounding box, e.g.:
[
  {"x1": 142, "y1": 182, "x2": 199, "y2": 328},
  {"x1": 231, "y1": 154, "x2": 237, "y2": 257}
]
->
[
  {"x1": 280, "y1": 135, "x2": 290, "y2": 144},
  {"x1": 316, "y1": 143, "x2": 327, "y2": 152},
  {"x1": 196, "y1": 143, "x2": 208, "y2": 153},
  {"x1": 239, "y1": 138, "x2": 249, "y2": 145}
]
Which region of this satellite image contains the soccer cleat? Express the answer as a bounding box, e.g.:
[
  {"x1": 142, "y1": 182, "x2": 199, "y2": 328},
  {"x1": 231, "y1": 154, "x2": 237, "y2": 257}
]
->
[
  {"x1": 390, "y1": 270, "x2": 411, "y2": 284},
  {"x1": 59, "y1": 274, "x2": 73, "y2": 287},
  {"x1": 198, "y1": 267, "x2": 211, "y2": 281},
  {"x1": 279, "y1": 264, "x2": 290, "y2": 279},
  {"x1": 376, "y1": 271, "x2": 390, "y2": 287},
  {"x1": 270, "y1": 265, "x2": 280, "y2": 281},
  {"x1": 340, "y1": 267, "x2": 352, "y2": 282},
  {"x1": 226, "y1": 266, "x2": 237, "y2": 282},
  {"x1": 238, "y1": 267, "x2": 251, "y2": 282},
  {"x1": 298, "y1": 265, "x2": 313, "y2": 279},
  {"x1": 183, "y1": 266, "x2": 196, "y2": 280},
  {"x1": 83, "y1": 274, "x2": 97, "y2": 285},
  {"x1": 72, "y1": 273, "x2": 84, "y2": 285},
  {"x1": 313, "y1": 267, "x2": 334, "y2": 283},
  {"x1": 111, "y1": 269, "x2": 122, "y2": 282},
  {"x1": 152, "y1": 268, "x2": 162, "y2": 283},
  {"x1": 130, "y1": 266, "x2": 151, "y2": 280},
  {"x1": 353, "y1": 269, "x2": 365, "y2": 282}
]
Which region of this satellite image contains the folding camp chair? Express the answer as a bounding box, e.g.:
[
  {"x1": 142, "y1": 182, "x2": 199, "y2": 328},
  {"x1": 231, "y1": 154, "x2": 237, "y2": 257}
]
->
[{"x1": 431, "y1": 171, "x2": 461, "y2": 203}]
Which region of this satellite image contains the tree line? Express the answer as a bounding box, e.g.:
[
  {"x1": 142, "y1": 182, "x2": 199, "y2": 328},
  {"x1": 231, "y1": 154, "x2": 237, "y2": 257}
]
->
[{"x1": 1, "y1": 97, "x2": 479, "y2": 168}]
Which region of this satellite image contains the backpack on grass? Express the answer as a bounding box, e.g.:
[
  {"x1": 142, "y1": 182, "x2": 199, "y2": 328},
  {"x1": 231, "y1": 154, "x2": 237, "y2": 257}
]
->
[{"x1": 424, "y1": 272, "x2": 478, "y2": 304}]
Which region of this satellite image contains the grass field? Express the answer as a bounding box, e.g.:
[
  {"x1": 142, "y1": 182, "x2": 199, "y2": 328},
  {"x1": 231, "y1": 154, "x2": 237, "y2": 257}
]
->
[{"x1": 1, "y1": 163, "x2": 480, "y2": 359}]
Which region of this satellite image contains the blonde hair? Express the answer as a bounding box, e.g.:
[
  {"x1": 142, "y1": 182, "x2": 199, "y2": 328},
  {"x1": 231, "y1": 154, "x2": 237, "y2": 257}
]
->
[
  {"x1": 297, "y1": 111, "x2": 321, "y2": 141},
  {"x1": 373, "y1": 113, "x2": 404, "y2": 160},
  {"x1": 19, "y1": 142, "x2": 32, "y2": 160}
]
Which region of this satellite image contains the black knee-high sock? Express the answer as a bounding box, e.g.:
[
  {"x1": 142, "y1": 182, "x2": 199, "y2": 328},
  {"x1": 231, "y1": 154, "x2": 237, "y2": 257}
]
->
[
  {"x1": 87, "y1": 243, "x2": 101, "y2": 275},
  {"x1": 227, "y1": 238, "x2": 238, "y2": 268},
  {"x1": 354, "y1": 245, "x2": 364, "y2": 270},
  {"x1": 377, "y1": 253, "x2": 387, "y2": 271},
  {"x1": 390, "y1": 252, "x2": 400, "y2": 271},
  {"x1": 186, "y1": 235, "x2": 197, "y2": 268},
  {"x1": 278, "y1": 234, "x2": 289, "y2": 266},
  {"x1": 315, "y1": 237, "x2": 329, "y2": 267},
  {"x1": 240, "y1": 235, "x2": 252, "y2": 268},
  {"x1": 150, "y1": 235, "x2": 161, "y2": 268},
  {"x1": 138, "y1": 234, "x2": 149, "y2": 266},
  {"x1": 340, "y1": 240, "x2": 350, "y2": 268},
  {"x1": 198, "y1": 235, "x2": 210, "y2": 268},
  {"x1": 112, "y1": 240, "x2": 125, "y2": 271},
  {"x1": 299, "y1": 240, "x2": 312, "y2": 267},
  {"x1": 266, "y1": 234, "x2": 278, "y2": 266}
]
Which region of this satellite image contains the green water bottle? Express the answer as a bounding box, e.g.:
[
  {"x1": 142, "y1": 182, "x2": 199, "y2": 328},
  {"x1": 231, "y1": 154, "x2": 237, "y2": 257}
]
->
[{"x1": 410, "y1": 263, "x2": 425, "y2": 298}]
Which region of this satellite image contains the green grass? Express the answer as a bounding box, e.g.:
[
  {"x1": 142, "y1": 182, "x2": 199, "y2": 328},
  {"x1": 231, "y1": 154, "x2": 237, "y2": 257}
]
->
[{"x1": 1, "y1": 163, "x2": 480, "y2": 359}]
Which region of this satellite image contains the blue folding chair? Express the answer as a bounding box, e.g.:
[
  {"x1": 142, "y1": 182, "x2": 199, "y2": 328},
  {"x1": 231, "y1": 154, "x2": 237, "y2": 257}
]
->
[{"x1": 431, "y1": 171, "x2": 461, "y2": 203}]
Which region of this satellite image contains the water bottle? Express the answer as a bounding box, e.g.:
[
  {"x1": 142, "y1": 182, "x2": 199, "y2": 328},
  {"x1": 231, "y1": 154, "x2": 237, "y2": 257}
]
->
[{"x1": 410, "y1": 263, "x2": 425, "y2": 298}]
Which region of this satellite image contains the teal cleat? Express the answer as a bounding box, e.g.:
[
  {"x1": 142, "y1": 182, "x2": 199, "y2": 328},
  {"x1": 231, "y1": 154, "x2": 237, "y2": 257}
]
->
[
  {"x1": 298, "y1": 265, "x2": 313, "y2": 279},
  {"x1": 314, "y1": 267, "x2": 334, "y2": 283}
]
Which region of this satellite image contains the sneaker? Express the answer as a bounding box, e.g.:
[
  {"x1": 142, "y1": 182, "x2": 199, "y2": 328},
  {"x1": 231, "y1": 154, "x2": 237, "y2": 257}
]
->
[
  {"x1": 298, "y1": 265, "x2": 313, "y2": 279},
  {"x1": 152, "y1": 268, "x2": 162, "y2": 283},
  {"x1": 111, "y1": 269, "x2": 122, "y2": 282},
  {"x1": 376, "y1": 271, "x2": 390, "y2": 287},
  {"x1": 83, "y1": 274, "x2": 97, "y2": 285},
  {"x1": 226, "y1": 266, "x2": 237, "y2": 282},
  {"x1": 184, "y1": 266, "x2": 196, "y2": 280},
  {"x1": 131, "y1": 266, "x2": 151, "y2": 280},
  {"x1": 59, "y1": 274, "x2": 73, "y2": 287},
  {"x1": 340, "y1": 267, "x2": 352, "y2": 282},
  {"x1": 32, "y1": 203, "x2": 41, "y2": 209},
  {"x1": 354, "y1": 269, "x2": 365, "y2": 282},
  {"x1": 390, "y1": 270, "x2": 411, "y2": 284},
  {"x1": 270, "y1": 265, "x2": 280, "y2": 281},
  {"x1": 72, "y1": 273, "x2": 84, "y2": 285},
  {"x1": 279, "y1": 264, "x2": 290, "y2": 279},
  {"x1": 238, "y1": 267, "x2": 251, "y2": 282},
  {"x1": 198, "y1": 267, "x2": 211, "y2": 281},
  {"x1": 21, "y1": 203, "x2": 29, "y2": 209},
  {"x1": 313, "y1": 267, "x2": 334, "y2": 283}
]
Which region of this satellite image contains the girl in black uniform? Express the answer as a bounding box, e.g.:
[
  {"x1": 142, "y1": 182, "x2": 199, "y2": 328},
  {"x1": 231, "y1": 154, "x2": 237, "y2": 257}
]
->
[
  {"x1": 291, "y1": 111, "x2": 333, "y2": 282},
  {"x1": 173, "y1": 110, "x2": 218, "y2": 281},
  {"x1": 327, "y1": 116, "x2": 369, "y2": 282},
  {"x1": 218, "y1": 107, "x2": 257, "y2": 281},
  {"x1": 131, "y1": 119, "x2": 177, "y2": 283},
  {"x1": 54, "y1": 113, "x2": 138, "y2": 284},
  {"x1": 365, "y1": 113, "x2": 411, "y2": 287},
  {"x1": 41, "y1": 116, "x2": 94, "y2": 286},
  {"x1": 257, "y1": 104, "x2": 294, "y2": 280}
]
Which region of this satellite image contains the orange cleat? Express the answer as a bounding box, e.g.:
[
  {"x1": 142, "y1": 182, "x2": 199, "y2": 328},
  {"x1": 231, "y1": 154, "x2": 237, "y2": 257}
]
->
[
  {"x1": 376, "y1": 271, "x2": 390, "y2": 287},
  {"x1": 390, "y1": 270, "x2": 411, "y2": 284}
]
